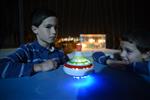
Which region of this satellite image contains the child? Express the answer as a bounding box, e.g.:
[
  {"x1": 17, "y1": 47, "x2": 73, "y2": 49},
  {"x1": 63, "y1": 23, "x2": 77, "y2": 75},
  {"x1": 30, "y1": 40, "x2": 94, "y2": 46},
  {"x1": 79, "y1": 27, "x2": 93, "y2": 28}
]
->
[
  {"x1": 93, "y1": 31, "x2": 150, "y2": 82},
  {"x1": 77, "y1": 32, "x2": 150, "y2": 100},
  {"x1": 0, "y1": 9, "x2": 68, "y2": 79}
]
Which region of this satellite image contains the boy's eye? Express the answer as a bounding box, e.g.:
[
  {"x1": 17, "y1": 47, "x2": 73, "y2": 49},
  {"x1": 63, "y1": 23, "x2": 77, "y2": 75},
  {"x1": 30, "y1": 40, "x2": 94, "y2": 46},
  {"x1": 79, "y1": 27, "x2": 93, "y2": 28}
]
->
[
  {"x1": 126, "y1": 48, "x2": 132, "y2": 54},
  {"x1": 45, "y1": 25, "x2": 52, "y2": 28},
  {"x1": 45, "y1": 25, "x2": 58, "y2": 30}
]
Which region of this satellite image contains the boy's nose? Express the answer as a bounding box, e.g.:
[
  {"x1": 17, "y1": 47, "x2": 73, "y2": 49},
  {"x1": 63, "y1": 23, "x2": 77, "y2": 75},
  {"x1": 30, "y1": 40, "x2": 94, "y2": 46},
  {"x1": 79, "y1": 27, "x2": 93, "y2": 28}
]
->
[
  {"x1": 120, "y1": 50, "x2": 127, "y2": 58},
  {"x1": 50, "y1": 27, "x2": 56, "y2": 35}
]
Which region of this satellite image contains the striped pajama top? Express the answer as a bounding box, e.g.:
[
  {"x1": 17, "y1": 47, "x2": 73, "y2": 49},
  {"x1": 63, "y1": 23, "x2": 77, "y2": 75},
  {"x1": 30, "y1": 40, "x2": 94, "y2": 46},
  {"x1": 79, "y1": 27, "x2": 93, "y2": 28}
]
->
[{"x1": 0, "y1": 41, "x2": 68, "y2": 79}]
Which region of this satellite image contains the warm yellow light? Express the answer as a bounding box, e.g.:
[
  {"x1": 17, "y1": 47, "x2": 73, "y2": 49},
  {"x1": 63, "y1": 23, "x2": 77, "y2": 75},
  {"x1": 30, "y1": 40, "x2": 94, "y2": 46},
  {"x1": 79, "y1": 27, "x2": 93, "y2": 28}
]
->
[
  {"x1": 98, "y1": 39, "x2": 105, "y2": 43},
  {"x1": 80, "y1": 34, "x2": 106, "y2": 51},
  {"x1": 88, "y1": 38, "x2": 95, "y2": 43},
  {"x1": 81, "y1": 43, "x2": 87, "y2": 48}
]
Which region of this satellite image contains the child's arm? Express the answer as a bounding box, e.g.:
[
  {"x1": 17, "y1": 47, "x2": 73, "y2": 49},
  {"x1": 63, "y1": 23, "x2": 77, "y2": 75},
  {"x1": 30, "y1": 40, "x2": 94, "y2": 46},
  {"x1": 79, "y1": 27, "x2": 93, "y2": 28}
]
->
[
  {"x1": 129, "y1": 61, "x2": 150, "y2": 83},
  {"x1": 0, "y1": 45, "x2": 69, "y2": 79},
  {"x1": 106, "y1": 59, "x2": 129, "y2": 70},
  {"x1": 33, "y1": 59, "x2": 57, "y2": 72},
  {"x1": 0, "y1": 46, "x2": 34, "y2": 79},
  {"x1": 132, "y1": 61, "x2": 150, "y2": 76},
  {"x1": 92, "y1": 51, "x2": 150, "y2": 80}
]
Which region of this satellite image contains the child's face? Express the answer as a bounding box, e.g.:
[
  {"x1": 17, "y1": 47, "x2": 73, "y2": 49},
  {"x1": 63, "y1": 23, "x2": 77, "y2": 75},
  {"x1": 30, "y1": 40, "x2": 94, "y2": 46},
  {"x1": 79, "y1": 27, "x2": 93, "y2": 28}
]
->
[
  {"x1": 120, "y1": 41, "x2": 143, "y2": 63},
  {"x1": 33, "y1": 16, "x2": 58, "y2": 47}
]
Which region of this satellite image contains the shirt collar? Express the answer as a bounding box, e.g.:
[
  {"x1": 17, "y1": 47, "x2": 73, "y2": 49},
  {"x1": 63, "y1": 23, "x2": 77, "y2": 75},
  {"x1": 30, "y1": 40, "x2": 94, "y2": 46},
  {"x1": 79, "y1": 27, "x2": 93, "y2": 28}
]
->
[{"x1": 33, "y1": 41, "x2": 56, "y2": 52}]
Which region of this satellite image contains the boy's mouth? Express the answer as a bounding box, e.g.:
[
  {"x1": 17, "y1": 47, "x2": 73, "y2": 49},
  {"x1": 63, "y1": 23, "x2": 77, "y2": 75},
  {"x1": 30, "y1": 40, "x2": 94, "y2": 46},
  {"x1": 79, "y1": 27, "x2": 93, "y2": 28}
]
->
[
  {"x1": 122, "y1": 59, "x2": 130, "y2": 64},
  {"x1": 49, "y1": 36, "x2": 56, "y2": 39}
]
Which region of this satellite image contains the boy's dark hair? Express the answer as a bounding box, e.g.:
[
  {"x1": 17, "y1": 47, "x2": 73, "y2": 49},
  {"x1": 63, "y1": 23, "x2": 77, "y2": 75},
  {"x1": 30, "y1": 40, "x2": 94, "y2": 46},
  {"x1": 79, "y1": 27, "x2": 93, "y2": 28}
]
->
[
  {"x1": 121, "y1": 32, "x2": 150, "y2": 53},
  {"x1": 31, "y1": 8, "x2": 57, "y2": 27}
]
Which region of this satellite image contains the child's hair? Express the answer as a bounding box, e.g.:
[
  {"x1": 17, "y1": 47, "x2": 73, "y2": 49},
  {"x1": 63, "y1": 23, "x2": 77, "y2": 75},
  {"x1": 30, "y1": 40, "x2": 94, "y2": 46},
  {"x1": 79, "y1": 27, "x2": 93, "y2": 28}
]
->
[
  {"x1": 121, "y1": 31, "x2": 150, "y2": 53},
  {"x1": 31, "y1": 8, "x2": 57, "y2": 27}
]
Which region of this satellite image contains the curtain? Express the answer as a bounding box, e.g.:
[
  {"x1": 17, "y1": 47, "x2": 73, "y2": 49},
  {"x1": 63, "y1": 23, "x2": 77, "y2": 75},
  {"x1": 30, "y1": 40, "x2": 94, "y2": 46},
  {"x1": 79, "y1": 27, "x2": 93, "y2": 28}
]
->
[
  {"x1": 1, "y1": 0, "x2": 145, "y2": 49},
  {"x1": 23, "y1": 0, "x2": 136, "y2": 49}
]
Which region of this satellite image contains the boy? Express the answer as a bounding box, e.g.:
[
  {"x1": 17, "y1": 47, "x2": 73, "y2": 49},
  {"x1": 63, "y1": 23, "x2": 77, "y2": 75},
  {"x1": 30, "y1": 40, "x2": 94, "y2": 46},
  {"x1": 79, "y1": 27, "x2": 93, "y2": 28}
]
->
[
  {"x1": 93, "y1": 31, "x2": 150, "y2": 82},
  {"x1": 0, "y1": 9, "x2": 68, "y2": 79},
  {"x1": 78, "y1": 32, "x2": 150, "y2": 100}
]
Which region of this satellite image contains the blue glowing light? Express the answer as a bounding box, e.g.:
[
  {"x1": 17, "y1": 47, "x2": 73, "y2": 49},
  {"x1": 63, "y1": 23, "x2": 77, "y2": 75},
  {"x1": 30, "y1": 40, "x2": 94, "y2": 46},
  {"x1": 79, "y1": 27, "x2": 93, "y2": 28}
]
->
[
  {"x1": 72, "y1": 75, "x2": 96, "y2": 88},
  {"x1": 73, "y1": 75, "x2": 88, "y2": 79}
]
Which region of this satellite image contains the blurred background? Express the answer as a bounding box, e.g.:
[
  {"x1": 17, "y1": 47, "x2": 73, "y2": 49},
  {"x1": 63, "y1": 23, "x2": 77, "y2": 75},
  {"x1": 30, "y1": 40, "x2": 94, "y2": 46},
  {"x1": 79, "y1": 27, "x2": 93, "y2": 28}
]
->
[{"x1": 0, "y1": 0, "x2": 150, "y2": 54}]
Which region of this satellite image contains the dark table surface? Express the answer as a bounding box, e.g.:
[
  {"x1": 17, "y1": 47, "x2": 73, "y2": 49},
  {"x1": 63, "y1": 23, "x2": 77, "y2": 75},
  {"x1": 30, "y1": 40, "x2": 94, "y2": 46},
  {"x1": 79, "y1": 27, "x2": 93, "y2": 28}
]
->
[
  {"x1": 78, "y1": 65, "x2": 150, "y2": 100},
  {"x1": 0, "y1": 62, "x2": 150, "y2": 100}
]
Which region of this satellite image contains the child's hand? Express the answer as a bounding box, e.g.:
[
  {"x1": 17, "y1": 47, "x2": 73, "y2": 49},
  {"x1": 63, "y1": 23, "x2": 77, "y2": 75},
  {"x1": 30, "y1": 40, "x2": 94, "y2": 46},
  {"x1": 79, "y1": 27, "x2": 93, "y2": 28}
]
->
[
  {"x1": 107, "y1": 59, "x2": 129, "y2": 65},
  {"x1": 106, "y1": 59, "x2": 129, "y2": 70},
  {"x1": 33, "y1": 60, "x2": 58, "y2": 72}
]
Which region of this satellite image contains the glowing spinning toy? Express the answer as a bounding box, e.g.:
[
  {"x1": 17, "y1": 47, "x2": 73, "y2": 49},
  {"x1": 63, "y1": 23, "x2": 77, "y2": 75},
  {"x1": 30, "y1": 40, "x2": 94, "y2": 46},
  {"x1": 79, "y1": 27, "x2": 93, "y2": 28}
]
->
[{"x1": 63, "y1": 43, "x2": 93, "y2": 77}]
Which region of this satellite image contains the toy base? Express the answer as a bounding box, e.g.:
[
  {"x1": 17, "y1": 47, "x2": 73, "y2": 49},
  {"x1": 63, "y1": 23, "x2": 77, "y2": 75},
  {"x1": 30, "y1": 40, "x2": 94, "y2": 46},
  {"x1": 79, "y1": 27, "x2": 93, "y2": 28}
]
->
[{"x1": 63, "y1": 66, "x2": 93, "y2": 77}]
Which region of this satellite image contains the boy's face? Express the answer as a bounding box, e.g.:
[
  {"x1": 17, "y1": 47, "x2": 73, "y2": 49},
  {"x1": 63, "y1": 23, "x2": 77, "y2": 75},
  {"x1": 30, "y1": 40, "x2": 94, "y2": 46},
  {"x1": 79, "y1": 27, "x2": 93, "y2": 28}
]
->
[
  {"x1": 120, "y1": 41, "x2": 143, "y2": 63},
  {"x1": 32, "y1": 16, "x2": 58, "y2": 47}
]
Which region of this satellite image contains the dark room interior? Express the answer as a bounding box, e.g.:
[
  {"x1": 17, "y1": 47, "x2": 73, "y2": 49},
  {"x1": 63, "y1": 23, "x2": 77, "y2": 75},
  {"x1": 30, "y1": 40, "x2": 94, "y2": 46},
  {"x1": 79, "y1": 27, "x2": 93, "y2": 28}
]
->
[
  {"x1": 0, "y1": 0, "x2": 150, "y2": 100},
  {"x1": 0, "y1": 0, "x2": 150, "y2": 49}
]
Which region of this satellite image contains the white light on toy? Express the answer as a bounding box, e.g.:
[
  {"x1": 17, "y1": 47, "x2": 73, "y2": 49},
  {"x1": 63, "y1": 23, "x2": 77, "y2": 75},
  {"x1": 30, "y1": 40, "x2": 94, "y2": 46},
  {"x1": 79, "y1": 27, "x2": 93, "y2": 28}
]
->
[{"x1": 63, "y1": 43, "x2": 93, "y2": 77}]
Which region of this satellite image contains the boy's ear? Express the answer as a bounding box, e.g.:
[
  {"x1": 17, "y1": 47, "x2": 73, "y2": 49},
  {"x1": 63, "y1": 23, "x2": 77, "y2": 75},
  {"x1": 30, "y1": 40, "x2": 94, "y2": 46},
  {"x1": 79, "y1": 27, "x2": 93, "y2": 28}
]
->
[{"x1": 32, "y1": 25, "x2": 38, "y2": 34}]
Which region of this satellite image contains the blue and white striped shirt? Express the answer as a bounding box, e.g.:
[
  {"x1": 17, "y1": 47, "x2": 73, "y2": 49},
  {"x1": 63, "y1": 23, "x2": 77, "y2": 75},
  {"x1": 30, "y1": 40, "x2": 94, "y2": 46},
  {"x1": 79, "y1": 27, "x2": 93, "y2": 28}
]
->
[
  {"x1": 0, "y1": 41, "x2": 68, "y2": 79},
  {"x1": 92, "y1": 51, "x2": 150, "y2": 82}
]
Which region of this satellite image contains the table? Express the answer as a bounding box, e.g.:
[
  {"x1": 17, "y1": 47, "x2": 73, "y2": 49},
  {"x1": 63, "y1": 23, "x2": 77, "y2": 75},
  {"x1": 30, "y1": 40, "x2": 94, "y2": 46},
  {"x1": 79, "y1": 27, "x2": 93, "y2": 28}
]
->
[
  {"x1": 0, "y1": 66, "x2": 76, "y2": 100},
  {"x1": 0, "y1": 60, "x2": 105, "y2": 100},
  {"x1": 0, "y1": 62, "x2": 150, "y2": 100},
  {"x1": 77, "y1": 66, "x2": 150, "y2": 100}
]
